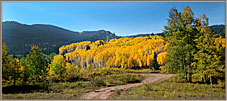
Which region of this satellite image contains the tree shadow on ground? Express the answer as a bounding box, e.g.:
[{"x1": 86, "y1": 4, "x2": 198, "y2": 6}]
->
[{"x1": 2, "y1": 85, "x2": 48, "y2": 94}]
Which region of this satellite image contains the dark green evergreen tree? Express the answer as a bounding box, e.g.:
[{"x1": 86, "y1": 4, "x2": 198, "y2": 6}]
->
[{"x1": 151, "y1": 53, "x2": 159, "y2": 70}]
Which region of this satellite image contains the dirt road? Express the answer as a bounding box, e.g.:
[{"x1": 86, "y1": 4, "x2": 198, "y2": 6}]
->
[{"x1": 81, "y1": 73, "x2": 176, "y2": 99}]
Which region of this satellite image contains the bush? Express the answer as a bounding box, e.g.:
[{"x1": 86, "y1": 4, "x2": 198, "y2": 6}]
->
[
  {"x1": 104, "y1": 73, "x2": 144, "y2": 86},
  {"x1": 49, "y1": 57, "x2": 82, "y2": 82},
  {"x1": 168, "y1": 74, "x2": 186, "y2": 83},
  {"x1": 115, "y1": 89, "x2": 122, "y2": 95},
  {"x1": 91, "y1": 76, "x2": 106, "y2": 87},
  {"x1": 143, "y1": 84, "x2": 152, "y2": 91},
  {"x1": 49, "y1": 55, "x2": 66, "y2": 82},
  {"x1": 125, "y1": 69, "x2": 151, "y2": 74},
  {"x1": 80, "y1": 67, "x2": 126, "y2": 81},
  {"x1": 65, "y1": 65, "x2": 81, "y2": 82},
  {"x1": 218, "y1": 80, "x2": 225, "y2": 88}
]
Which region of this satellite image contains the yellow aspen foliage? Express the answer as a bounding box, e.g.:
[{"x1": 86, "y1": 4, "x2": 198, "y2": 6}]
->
[
  {"x1": 58, "y1": 35, "x2": 166, "y2": 69},
  {"x1": 157, "y1": 52, "x2": 167, "y2": 65}
]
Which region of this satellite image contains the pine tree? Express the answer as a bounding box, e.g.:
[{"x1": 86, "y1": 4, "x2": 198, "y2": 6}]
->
[{"x1": 151, "y1": 52, "x2": 159, "y2": 70}]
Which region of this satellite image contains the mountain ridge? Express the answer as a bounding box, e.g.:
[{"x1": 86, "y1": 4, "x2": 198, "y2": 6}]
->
[
  {"x1": 2, "y1": 21, "x2": 118, "y2": 55},
  {"x1": 2, "y1": 21, "x2": 225, "y2": 55}
]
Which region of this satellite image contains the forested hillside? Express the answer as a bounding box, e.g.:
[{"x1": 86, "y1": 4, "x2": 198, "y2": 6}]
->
[
  {"x1": 2, "y1": 21, "x2": 118, "y2": 55},
  {"x1": 209, "y1": 25, "x2": 225, "y2": 38}
]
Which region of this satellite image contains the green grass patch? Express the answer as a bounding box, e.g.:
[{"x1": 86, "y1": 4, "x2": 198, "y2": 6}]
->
[
  {"x1": 2, "y1": 81, "x2": 103, "y2": 99},
  {"x1": 111, "y1": 75, "x2": 225, "y2": 100},
  {"x1": 103, "y1": 73, "x2": 145, "y2": 87},
  {"x1": 125, "y1": 69, "x2": 152, "y2": 74},
  {"x1": 3, "y1": 68, "x2": 145, "y2": 99}
]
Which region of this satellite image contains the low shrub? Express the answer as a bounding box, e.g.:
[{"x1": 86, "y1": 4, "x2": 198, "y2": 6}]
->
[
  {"x1": 104, "y1": 73, "x2": 145, "y2": 86},
  {"x1": 218, "y1": 80, "x2": 225, "y2": 89},
  {"x1": 90, "y1": 76, "x2": 106, "y2": 87},
  {"x1": 115, "y1": 89, "x2": 122, "y2": 95},
  {"x1": 125, "y1": 69, "x2": 151, "y2": 74},
  {"x1": 168, "y1": 74, "x2": 187, "y2": 83},
  {"x1": 80, "y1": 67, "x2": 127, "y2": 81},
  {"x1": 143, "y1": 84, "x2": 152, "y2": 91}
]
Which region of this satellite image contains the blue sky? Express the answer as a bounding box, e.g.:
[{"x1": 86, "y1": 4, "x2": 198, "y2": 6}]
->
[{"x1": 2, "y1": 2, "x2": 225, "y2": 36}]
